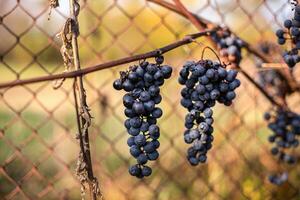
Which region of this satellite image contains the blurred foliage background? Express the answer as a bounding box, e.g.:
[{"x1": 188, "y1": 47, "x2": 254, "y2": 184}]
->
[{"x1": 0, "y1": 0, "x2": 300, "y2": 199}]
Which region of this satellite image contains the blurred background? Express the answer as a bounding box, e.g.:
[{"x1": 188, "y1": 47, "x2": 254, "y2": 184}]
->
[{"x1": 0, "y1": 0, "x2": 300, "y2": 199}]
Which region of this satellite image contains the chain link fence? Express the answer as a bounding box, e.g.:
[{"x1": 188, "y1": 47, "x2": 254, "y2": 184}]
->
[{"x1": 0, "y1": 0, "x2": 300, "y2": 199}]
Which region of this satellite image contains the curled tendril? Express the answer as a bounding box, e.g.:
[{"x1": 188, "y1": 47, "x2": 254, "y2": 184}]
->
[
  {"x1": 53, "y1": 19, "x2": 74, "y2": 90},
  {"x1": 201, "y1": 46, "x2": 222, "y2": 64}
]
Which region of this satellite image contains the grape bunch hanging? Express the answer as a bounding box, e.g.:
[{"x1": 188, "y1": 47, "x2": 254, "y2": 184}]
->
[
  {"x1": 113, "y1": 56, "x2": 172, "y2": 178},
  {"x1": 276, "y1": 3, "x2": 300, "y2": 68},
  {"x1": 179, "y1": 58, "x2": 240, "y2": 166},
  {"x1": 256, "y1": 42, "x2": 292, "y2": 98},
  {"x1": 211, "y1": 28, "x2": 245, "y2": 66},
  {"x1": 264, "y1": 109, "x2": 300, "y2": 185}
]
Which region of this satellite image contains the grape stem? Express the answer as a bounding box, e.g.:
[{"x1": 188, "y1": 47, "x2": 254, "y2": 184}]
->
[
  {"x1": 0, "y1": 29, "x2": 217, "y2": 89},
  {"x1": 200, "y1": 46, "x2": 222, "y2": 64}
]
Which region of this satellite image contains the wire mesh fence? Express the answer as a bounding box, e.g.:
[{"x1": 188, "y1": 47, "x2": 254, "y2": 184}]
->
[{"x1": 0, "y1": 0, "x2": 300, "y2": 199}]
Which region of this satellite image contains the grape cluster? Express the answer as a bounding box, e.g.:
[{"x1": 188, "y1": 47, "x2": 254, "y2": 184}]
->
[
  {"x1": 257, "y1": 70, "x2": 290, "y2": 98},
  {"x1": 113, "y1": 56, "x2": 172, "y2": 178},
  {"x1": 264, "y1": 109, "x2": 300, "y2": 184},
  {"x1": 179, "y1": 59, "x2": 240, "y2": 166},
  {"x1": 211, "y1": 28, "x2": 245, "y2": 66},
  {"x1": 276, "y1": 4, "x2": 300, "y2": 68},
  {"x1": 259, "y1": 41, "x2": 281, "y2": 56},
  {"x1": 256, "y1": 42, "x2": 291, "y2": 98}
]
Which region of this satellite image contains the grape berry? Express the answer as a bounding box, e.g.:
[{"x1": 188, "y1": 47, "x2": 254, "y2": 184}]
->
[
  {"x1": 113, "y1": 56, "x2": 172, "y2": 178},
  {"x1": 179, "y1": 59, "x2": 240, "y2": 166}
]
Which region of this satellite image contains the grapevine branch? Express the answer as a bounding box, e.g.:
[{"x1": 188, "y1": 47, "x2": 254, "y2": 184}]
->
[
  {"x1": 69, "y1": 0, "x2": 100, "y2": 199},
  {"x1": 150, "y1": 0, "x2": 286, "y2": 108},
  {"x1": 147, "y1": 0, "x2": 281, "y2": 64},
  {"x1": 0, "y1": 29, "x2": 217, "y2": 89}
]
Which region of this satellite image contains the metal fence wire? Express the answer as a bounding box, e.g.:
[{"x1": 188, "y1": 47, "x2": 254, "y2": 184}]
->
[{"x1": 0, "y1": 0, "x2": 300, "y2": 199}]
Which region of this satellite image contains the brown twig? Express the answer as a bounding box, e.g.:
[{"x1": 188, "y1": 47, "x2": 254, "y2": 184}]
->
[
  {"x1": 148, "y1": 0, "x2": 211, "y2": 28},
  {"x1": 171, "y1": 0, "x2": 217, "y2": 49},
  {"x1": 0, "y1": 29, "x2": 216, "y2": 89},
  {"x1": 69, "y1": 0, "x2": 100, "y2": 199},
  {"x1": 149, "y1": 0, "x2": 286, "y2": 108}
]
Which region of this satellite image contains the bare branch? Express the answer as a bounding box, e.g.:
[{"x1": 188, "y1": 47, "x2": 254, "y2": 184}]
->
[{"x1": 0, "y1": 29, "x2": 217, "y2": 89}]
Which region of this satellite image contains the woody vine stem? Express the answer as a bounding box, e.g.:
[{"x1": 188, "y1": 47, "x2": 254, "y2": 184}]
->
[{"x1": 68, "y1": 0, "x2": 101, "y2": 199}]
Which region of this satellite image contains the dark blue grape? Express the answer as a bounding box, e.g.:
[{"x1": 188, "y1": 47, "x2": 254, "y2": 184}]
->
[
  {"x1": 153, "y1": 94, "x2": 162, "y2": 104},
  {"x1": 123, "y1": 80, "x2": 134, "y2": 91},
  {"x1": 113, "y1": 79, "x2": 123, "y2": 90},
  {"x1": 152, "y1": 140, "x2": 160, "y2": 149},
  {"x1": 147, "y1": 150, "x2": 159, "y2": 160},
  {"x1": 144, "y1": 101, "x2": 155, "y2": 112},
  {"x1": 123, "y1": 94, "x2": 134, "y2": 108},
  {"x1": 134, "y1": 134, "x2": 147, "y2": 146},
  {"x1": 161, "y1": 65, "x2": 172, "y2": 78},
  {"x1": 124, "y1": 119, "x2": 131, "y2": 129},
  {"x1": 196, "y1": 84, "x2": 206, "y2": 94},
  {"x1": 284, "y1": 19, "x2": 292, "y2": 29},
  {"x1": 210, "y1": 89, "x2": 220, "y2": 100},
  {"x1": 149, "y1": 85, "x2": 159, "y2": 96},
  {"x1": 136, "y1": 66, "x2": 144, "y2": 77},
  {"x1": 142, "y1": 166, "x2": 152, "y2": 177},
  {"x1": 225, "y1": 91, "x2": 236, "y2": 101},
  {"x1": 128, "y1": 127, "x2": 140, "y2": 136},
  {"x1": 198, "y1": 155, "x2": 207, "y2": 163},
  {"x1": 178, "y1": 76, "x2": 187, "y2": 85},
  {"x1": 128, "y1": 72, "x2": 139, "y2": 82},
  {"x1": 139, "y1": 91, "x2": 151, "y2": 102},
  {"x1": 129, "y1": 164, "x2": 141, "y2": 176},
  {"x1": 184, "y1": 134, "x2": 193, "y2": 143},
  {"x1": 132, "y1": 102, "x2": 145, "y2": 115},
  {"x1": 188, "y1": 156, "x2": 199, "y2": 166},
  {"x1": 146, "y1": 64, "x2": 157, "y2": 75},
  {"x1": 226, "y1": 70, "x2": 238, "y2": 82},
  {"x1": 277, "y1": 38, "x2": 286, "y2": 45},
  {"x1": 152, "y1": 107, "x2": 163, "y2": 118},
  {"x1": 127, "y1": 137, "x2": 135, "y2": 147},
  {"x1": 130, "y1": 145, "x2": 141, "y2": 157},
  {"x1": 137, "y1": 153, "x2": 148, "y2": 165},
  {"x1": 144, "y1": 142, "x2": 156, "y2": 153},
  {"x1": 140, "y1": 122, "x2": 149, "y2": 132},
  {"x1": 124, "y1": 108, "x2": 136, "y2": 118}
]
